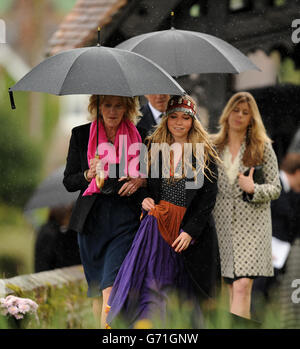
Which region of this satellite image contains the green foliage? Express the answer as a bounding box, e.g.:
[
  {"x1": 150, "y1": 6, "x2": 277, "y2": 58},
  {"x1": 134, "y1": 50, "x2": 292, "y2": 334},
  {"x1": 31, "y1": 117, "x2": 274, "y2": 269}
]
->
[
  {"x1": 0, "y1": 279, "x2": 292, "y2": 329},
  {"x1": 0, "y1": 68, "x2": 60, "y2": 207},
  {"x1": 0, "y1": 204, "x2": 35, "y2": 277},
  {"x1": 32, "y1": 281, "x2": 96, "y2": 329},
  {"x1": 278, "y1": 57, "x2": 300, "y2": 85},
  {"x1": 50, "y1": 0, "x2": 78, "y2": 14},
  {"x1": 0, "y1": 0, "x2": 13, "y2": 13},
  {"x1": 0, "y1": 117, "x2": 42, "y2": 206}
]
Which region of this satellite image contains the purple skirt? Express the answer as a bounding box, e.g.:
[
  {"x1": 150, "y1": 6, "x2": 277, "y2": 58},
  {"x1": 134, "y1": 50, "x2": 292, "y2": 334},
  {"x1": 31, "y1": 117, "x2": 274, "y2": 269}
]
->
[{"x1": 106, "y1": 212, "x2": 200, "y2": 327}]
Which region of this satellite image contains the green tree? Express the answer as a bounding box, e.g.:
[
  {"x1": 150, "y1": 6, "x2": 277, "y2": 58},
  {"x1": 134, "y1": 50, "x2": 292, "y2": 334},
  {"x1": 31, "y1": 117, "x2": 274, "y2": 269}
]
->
[{"x1": 0, "y1": 110, "x2": 42, "y2": 207}]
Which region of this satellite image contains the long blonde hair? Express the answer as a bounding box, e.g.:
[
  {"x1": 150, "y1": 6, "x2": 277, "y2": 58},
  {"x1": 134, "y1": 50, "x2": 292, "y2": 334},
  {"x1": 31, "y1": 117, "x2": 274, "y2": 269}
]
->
[
  {"x1": 87, "y1": 95, "x2": 141, "y2": 124},
  {"x1": 213, "y1": 91, "x2": 271, "y2": 167},
  {"x1": 145, "y1": 95, "x2": 220, "y2": 180}
]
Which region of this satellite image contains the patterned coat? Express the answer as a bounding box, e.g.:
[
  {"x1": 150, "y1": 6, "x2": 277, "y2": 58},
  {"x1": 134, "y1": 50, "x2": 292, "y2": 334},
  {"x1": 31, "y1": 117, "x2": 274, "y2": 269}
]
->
[{"x1": 213, "y1": 141, "x2": 281, "y2": 278}]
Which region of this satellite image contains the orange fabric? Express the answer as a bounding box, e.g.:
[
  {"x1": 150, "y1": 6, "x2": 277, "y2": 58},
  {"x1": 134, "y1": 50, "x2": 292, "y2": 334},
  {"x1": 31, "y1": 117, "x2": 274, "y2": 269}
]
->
[{"x1": 148, "y1": 200, "x2": 186, "y2": 246}]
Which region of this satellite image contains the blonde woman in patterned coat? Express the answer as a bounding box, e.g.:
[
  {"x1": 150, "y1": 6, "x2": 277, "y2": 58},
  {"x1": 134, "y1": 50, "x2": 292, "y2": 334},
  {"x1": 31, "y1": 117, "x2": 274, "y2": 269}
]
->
[{"x1": 212, "y1": 92, "x2": 281, "y2": 320}]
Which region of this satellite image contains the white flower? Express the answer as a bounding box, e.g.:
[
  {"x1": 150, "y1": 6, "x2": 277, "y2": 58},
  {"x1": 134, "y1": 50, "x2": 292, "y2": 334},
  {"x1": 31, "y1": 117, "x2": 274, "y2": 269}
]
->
[
  {"x1": 18, "y1": 303, "x2": 30, "y2": 314},
  {"x1": 0, "y1": 296, "x2": 38, "y2": 320},
  {"x1": 8, "y1": 306, "x2": 19, "y2": 316}
]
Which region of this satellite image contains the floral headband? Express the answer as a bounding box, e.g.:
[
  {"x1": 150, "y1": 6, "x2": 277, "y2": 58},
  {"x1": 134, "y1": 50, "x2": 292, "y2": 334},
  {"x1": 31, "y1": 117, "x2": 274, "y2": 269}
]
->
[{"x1": 166, "y1": 95, "x2": 197, "y2": 119}]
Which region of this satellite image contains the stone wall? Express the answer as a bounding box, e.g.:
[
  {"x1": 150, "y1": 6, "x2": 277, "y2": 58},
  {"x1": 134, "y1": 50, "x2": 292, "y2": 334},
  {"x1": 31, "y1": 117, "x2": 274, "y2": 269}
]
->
[
  {"x1": 0, "y1": 265, "x2": 86, "y2": 297},
  {"x1": 0, "y1": 265, "x2": 92, "y2": 328}
]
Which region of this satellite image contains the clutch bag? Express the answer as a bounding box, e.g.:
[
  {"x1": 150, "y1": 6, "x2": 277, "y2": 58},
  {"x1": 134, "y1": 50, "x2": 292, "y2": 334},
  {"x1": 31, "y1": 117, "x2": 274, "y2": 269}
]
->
[
  {"x1": 243, "y1": 165, "x2": 264, "y2": 184},
  {"x1": 242, "y1": 165, "x2": 264, "y2": 201},
  {"x1": 100, "y1": 164, "x2": 128, "y2": 195},
  {"x1": 101, "y1": 177, "x2": 127, "y2": 195}
]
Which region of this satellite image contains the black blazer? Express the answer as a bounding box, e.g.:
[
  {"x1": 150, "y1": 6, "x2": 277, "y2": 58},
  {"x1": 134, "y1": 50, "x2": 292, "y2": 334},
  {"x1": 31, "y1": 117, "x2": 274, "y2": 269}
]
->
[
  {"x1": 144, "y1": 151, "x2": 221, "y2": 299},
  {"x1": 271, "y1": 177, "x2": 299, "y2": 243},
  {"x1": 136, "y1": 104, "x2": 157, "y2": 142},
  {"x1": 63, "y1": 123, "x2": 144, "y2": 233},
  {"x1": 63, "y1": 123, "x2": 95, "y2": 233}
]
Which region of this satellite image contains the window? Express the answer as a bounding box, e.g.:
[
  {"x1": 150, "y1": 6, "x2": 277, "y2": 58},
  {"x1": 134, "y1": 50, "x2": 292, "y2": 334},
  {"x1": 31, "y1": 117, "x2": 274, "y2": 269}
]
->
[
  {"x1": 272, "y1": 0, "x2": 286, "y2": 7},
  {"x1": 189, "y1": 1, "x2": 208, "y2": 17},
  {"x1": 229, "y1": 0, "x2": 252, "y2": 12}
]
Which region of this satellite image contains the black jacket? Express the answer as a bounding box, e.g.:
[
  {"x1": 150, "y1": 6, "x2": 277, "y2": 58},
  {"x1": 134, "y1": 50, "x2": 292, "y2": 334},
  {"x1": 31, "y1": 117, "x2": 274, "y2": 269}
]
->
[
  {"x1": 63, "y1": 123, "x2": 144, "y2": 233},
  {"x1": 136, "y1": 104, "x2": 157, "y2": 142},
  {"x1": 144, "y1": 151, "x2": 221, "y2": 299},
  {"x1": 271, "y1": 177, "x2": 300, "y2": 243}
]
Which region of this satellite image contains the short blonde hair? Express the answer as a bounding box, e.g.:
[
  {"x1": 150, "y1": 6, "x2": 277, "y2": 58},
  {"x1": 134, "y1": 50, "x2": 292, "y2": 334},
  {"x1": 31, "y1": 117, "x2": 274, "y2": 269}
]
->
[
  {"x1": 87, "y1": 95, "x2": 141, "y2": 125},
  {"x1": 213, "y1": 91, "x2": 271, "y2": 167}
]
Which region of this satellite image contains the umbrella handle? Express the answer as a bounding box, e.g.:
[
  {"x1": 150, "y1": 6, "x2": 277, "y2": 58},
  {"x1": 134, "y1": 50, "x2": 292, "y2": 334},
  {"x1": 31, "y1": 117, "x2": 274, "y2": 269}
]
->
[
  {"x1": 170, "y1": 11, "x2": 175, "y2": 29},
  {"x1": 94, "y1": 154, "x2": 105, "y2": 189},
  {"x1": 8, "y1": 89, "x2": 16, "y2": 109},
  {"x1": 97, "y1": 27, "x2": 101, "y2": 46},
  {"x1": 95, "y1": 173, "x2": 105, "y2": 189}
]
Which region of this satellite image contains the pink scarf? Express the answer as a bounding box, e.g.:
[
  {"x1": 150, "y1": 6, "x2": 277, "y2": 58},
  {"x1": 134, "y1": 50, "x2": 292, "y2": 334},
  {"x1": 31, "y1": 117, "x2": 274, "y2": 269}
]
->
[{"x1": 83, "y1": 119, "x2": 142, "y2": 196}]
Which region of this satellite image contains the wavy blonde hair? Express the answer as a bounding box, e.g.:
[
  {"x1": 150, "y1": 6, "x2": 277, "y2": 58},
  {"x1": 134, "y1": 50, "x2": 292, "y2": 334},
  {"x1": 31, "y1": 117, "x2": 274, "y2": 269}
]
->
[
  {"x1": 213, "y1": 91, "x2": 271, "y2": 167},
  {"x1": 87, "y1": 95, "x2": 141, "y2": 124},
  {"x1": 145, "y1": 95, "x2": 220, "y2": 180}
]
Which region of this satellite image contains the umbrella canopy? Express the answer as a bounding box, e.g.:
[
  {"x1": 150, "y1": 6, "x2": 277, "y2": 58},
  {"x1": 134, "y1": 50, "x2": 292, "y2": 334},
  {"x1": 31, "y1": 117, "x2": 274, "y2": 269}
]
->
[
  {"x1": 24, "y1": 166, "x2": 78, "y2": 211},
  {"x1": 116, "y1": 28, "x2": 260, "y2": 77},
  {"x1": 9, "y1": 46, "x2": 184, "y2": 98}
]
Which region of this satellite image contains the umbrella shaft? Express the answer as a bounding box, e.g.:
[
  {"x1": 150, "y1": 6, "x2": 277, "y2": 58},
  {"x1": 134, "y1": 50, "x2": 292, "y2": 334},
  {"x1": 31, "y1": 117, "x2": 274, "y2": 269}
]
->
[{"x1": 96, "y1": 94, "x2": 100, "y2": 156}]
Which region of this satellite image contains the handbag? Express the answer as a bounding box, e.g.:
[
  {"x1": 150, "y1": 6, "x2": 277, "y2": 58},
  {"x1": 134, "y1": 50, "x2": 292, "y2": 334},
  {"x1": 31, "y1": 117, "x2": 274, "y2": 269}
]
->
[
  {"x1": 242, "y1": 165, "x2": 264, "y2": 202},
  {"x1": 100, "y1": 177, "x2": 128, "y2": 195},
  {"x1": 100, "y1": 164, "x2": 128, "y2": 195}
]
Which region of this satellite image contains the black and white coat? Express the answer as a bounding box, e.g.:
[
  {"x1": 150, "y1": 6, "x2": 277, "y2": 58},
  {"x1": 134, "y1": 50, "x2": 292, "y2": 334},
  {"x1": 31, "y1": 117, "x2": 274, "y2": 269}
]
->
[{"x1": 213, "y1": 141, "x2": 282, "y2": 278}]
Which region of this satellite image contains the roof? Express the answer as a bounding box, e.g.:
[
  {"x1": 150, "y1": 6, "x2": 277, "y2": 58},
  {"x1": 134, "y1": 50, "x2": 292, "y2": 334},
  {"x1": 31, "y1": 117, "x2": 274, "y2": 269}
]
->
[{"x1": 47, "y1": 0, "x2": 127, "y2": 56}]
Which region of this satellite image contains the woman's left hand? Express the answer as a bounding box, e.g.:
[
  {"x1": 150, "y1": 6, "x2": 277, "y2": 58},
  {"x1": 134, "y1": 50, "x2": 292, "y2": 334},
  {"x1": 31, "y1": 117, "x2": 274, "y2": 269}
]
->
[
  {"x1": 118, "y1": 177, "x2": 146, "y2": 197},
  {"x1": 238, "y1": 167, "x2": 255, "y2": 194},
  {"x1": 172, "y1": 232, "x2": 192, "y2": 253}
]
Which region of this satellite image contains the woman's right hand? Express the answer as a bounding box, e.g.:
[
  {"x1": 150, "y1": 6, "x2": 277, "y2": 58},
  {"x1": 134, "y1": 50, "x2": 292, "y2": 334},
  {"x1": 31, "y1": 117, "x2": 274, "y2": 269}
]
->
[
  {"x1": 87, "y1": 158, "x2": 101, "y2": 180},
  {"x1": 142, "y1": 197, "x2": 155, "y2": 211}
]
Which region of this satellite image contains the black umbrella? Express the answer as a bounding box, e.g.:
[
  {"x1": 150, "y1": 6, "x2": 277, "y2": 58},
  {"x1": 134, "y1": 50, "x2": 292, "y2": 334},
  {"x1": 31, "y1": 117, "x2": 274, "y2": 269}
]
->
[
  {"x1": 9, "y1": 45, "x2": 184, "y2": 100},
  {"x1": 9, "y1": 30, "x2": 184, "y2": 187},
  {"x1": 24, "y1": 166, "x2": 78, "y2": 211},
  {"x1": 116, "y1": 27, "x2": 260, "y2": 77}
]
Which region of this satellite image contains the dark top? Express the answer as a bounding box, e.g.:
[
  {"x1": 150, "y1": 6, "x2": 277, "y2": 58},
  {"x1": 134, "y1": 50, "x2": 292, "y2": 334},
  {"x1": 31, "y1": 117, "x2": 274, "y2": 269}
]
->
[
  {"x1": 34, "y1": 220, "x2": 81, "y2": 272},
  {"x1": 136, "y1": 104, "x2": 157, "y2": 142},
  {"x1": 161, "y1": 178, "x2": 187, "y2": 207}
]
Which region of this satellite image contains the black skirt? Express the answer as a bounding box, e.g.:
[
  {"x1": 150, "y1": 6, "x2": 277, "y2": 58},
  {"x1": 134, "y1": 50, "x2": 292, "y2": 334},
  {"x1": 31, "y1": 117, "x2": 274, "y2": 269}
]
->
[
  {"x1": 223, "y1": 275, "x2": 257, "y2": 285},
  {"x1": 78, "y1": 193, "x2": 140, "y2": 297}
]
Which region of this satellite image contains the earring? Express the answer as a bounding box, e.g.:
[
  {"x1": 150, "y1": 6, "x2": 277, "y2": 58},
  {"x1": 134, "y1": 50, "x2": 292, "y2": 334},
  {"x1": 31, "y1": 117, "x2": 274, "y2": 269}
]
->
[{"x1": 246, "y1": 124, "x2": 252, "y2": 142}]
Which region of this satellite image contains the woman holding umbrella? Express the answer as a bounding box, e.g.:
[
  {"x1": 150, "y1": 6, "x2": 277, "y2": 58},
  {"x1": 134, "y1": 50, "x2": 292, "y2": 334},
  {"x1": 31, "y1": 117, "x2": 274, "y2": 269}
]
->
[
  {"x1": 212, "y1": 92, "x2": 281, "y2": 320},
  {"x1": 106, "y1": 95, "x2": 221, "y2": 328},
  {"x1": 63, "y1": 94, "x2": 146, "y2": 328}
]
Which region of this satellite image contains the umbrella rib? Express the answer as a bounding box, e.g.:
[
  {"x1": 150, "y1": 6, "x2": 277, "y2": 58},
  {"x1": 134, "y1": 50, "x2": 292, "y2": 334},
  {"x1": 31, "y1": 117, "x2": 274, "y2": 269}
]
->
[
  {"x1": 110, "y1": 50, "x2": 135, "y2": 96},
  {"x1": 58, "y1": 48, "x2": 89, "y2": 95},
  {"x1": 187, "y1": 31, "x2": 253, "y2": 72},
  {"x1": 113, "y1": 49, "x2": 133, "y2": 97},
  {"x1": 119, "y1": 31, "x2": 162, "y2": 51}
]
